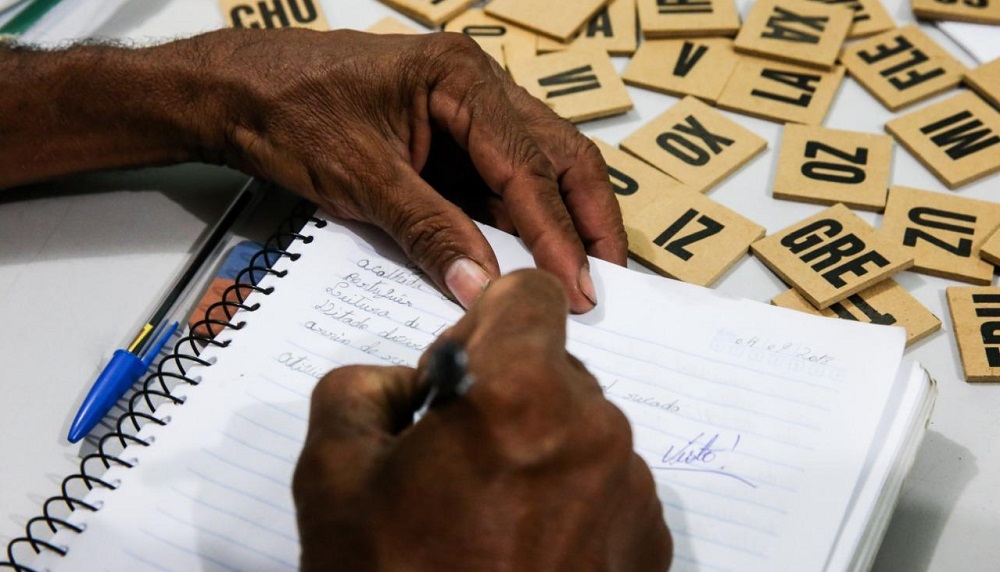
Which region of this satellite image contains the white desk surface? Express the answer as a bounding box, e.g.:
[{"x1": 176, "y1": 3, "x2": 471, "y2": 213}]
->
[{"x1": 2, "y1": 0, "x2": 998, "y2": 570}]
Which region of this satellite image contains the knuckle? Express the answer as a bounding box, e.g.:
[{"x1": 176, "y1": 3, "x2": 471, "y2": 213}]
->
[
  {"x1": 589, "y1": 400, "x2": 635, "y2": 457},
  {"x1": 630, "y1": 453, "x2": 659, "y2": 501},
  {"x1": 310, "y1": 365, "x2": 375, "y2": 416},
  {"x1": 485, "y1": 269, "x2": 566, "y2": 310},
  {"x1": 577, "y1": 137, "x2": 610, "y2": 177},
  {"x1": 388, "y1": 203, "x2": 460, "y2": 271},
  {"x1": 510, "y1": 135, "x2": 555, "y2": 181},
  {"x1": 427, "y1": 31, "x2": 489, "y2": 63},
  {"x1": 476, "y1": 355, "x2": 562, "y2": 415}
]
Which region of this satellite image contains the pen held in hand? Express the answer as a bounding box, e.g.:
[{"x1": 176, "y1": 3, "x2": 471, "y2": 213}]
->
[{"x1": 420, "y1": 341, "x2": 474, "y2": 412}]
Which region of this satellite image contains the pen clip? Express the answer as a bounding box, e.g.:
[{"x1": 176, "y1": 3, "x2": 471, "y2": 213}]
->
[{"x1": 140, "y1": 321, "x2": 179, "y2": 368}]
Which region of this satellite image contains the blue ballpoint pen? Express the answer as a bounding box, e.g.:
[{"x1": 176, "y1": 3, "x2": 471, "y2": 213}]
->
[
  {"x1": 67, "y1": 321, "x2": 179, "y2": 443},
  {"x1": 66, "y1": 180, "x2": 262, "y2": 443}
]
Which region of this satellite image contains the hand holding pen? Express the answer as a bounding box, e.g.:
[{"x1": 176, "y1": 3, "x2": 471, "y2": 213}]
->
[{"x1": 293, "y1": 269, "x2": 672, "y2": 572}]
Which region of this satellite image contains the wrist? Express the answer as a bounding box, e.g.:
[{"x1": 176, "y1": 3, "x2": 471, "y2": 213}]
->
[{"x1": 0, "y1": 36, "x2": 227, "y2": 188}]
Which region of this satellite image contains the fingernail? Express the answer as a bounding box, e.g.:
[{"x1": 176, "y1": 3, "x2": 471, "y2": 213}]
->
[
  {"x1": 578, "y1": 266, "x2": 597, "y2": 309},
  {"x1": 445, "y1": 258, "x2": 491, "y2": 309}
]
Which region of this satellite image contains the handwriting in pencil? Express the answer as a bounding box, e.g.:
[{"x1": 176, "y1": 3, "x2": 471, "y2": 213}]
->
[
  {"x1": 336, "y1": 273, "x2": 413, "y2": 307},
  {"x1": 354, "y1": 259, "x2": 429, "y2": 291},
  {"x1": 302, "y1": 320, "x2": 352, "y2": 345},
  {"x1": 313, "y1": 300, "x2": 372, "y2": 330},
  {"x1": 323, "y1": 287, "x2": 391, "y2": 317},
  {"x1": 275, "y1": 352, "x2": 326, "y2": 380}
]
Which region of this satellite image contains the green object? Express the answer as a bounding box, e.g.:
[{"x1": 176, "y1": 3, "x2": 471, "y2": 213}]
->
[{"x1": 0, "y1": 0, "x2": 63, "y2": 36}]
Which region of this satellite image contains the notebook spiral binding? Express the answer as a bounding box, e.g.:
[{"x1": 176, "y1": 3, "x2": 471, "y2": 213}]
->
[{"x1": 1, "y1": 202, "x2": 324, "y2": 572}]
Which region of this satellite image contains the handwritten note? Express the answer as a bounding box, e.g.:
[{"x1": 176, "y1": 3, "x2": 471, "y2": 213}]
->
[{"x1": 34, "y1": 214, "x2": 905, "y2": 572}]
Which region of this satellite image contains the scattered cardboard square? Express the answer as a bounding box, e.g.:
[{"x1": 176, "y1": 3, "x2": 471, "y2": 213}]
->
[
  {"x1": 220, "y1": 0, "x2": 329, "y2": 29},
  {"x1": 485, "y1": 0, "x2": 610, "y2": 41},
  {"x1": 965, "y1": 58, "x2": 1000, "y2": 110},
  {"x1": 841, "y1": 25, "x2": 965, "y2": 112},
  {"x1": 946, "y1": 287, "x2": 1000, "y2": 382},
  {"x1": 622, "y1": 38, "x2": 740, "y2": 103},
  {"x1": 912, "y1": 0, "x2": 1000, "y2": 25},
  {"x1": 594, "y1": 139, "x2": 765, "y2": 286},
  {"x1": 804, "y1": 0, "x2": 895, "y2": 38},
  {"x1": 773, "y1": 124, "x2": 893, "y2": 211},
  {"x1": 636, "y1": 0, "x2": 741, "y2": 38},
  {"x1": 507, "y1": 48, "x2": 633, "y2": 123},
  {"x1": 885, "y1": 91, "x2": 1000, "y2": 189},
  {"x1": 772, "y1": 279, "x2": 941, "y2": 347},
  {"x1": 536, "y1": 0, "x2": 637, "y2": 56},
  {"x1": 980, "y1": 225, "x2": 1000, "y2": 266},
  {"x1": 734, "y1": 0, "x2": 852, "y2": 70},
  {"x1": 620, "y1": 96, "x2": 767, "y2": 193},
  {"x1": 880, "y1": 185, "x2": 1000, "y2": 284},
  {"x1": 751, "y1": 203, "x2": 914, "y2": 309},
  {"x1": 716, "y1": 56, "x2": 845, "y2": 125},
  {"x1": 444, "y1": 8, "x2": 537, "y2": 67},
  {"x1": 366, "y1": 16, "x2": 422, "y2": 34},
  {"x1": 377, "y1": 0, "x2": 474, "y2": 26}
]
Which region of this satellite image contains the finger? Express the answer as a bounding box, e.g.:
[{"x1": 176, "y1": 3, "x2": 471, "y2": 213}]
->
[
  {"x1": 424, "y1": 34, "x2": 597, "y2": 313},
  {"x1": 295, "y1": 365, "x2": 421, "y2": 502},
  {"x1": 364, "y1": 155, "x2": 501, "y2": 309},
  {"x1": 418, "y1": 133, "x2": 514, "y2": 232},
  {"x1": 611, "y1": 456, "x2": 673, "y2": 572},
  {"x1": 432, "y1": 269, "x2": 569, "y2": 362},
  {"x1": 505, "y1": 86, "x2": 628, "y2": 266},
  {"x1": 421, "y1": 269, "x2": 599, "y2": 455}
]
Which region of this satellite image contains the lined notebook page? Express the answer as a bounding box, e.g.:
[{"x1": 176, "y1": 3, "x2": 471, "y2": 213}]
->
[{"x1": 36, "y1": 214, "x2": 905, "y2": 571}]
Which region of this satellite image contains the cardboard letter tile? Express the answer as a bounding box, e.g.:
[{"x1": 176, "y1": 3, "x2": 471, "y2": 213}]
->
[
  {"x1": 734, "y1": 0, "x2": 852, "y2": 70},
  {"x1": 444, "y1": 9, "x2": 538, "y2": 67},
  {"x1": 885, "y1": 91, "x2": 1000, "y2": 189},
  {"x1": 594, "y1": 139, "x2": 765, "y2": 286},
  {"x1": 773, "y1": 124, "x2": 893, "y2": 211},
  {"x1": 880, "y1": 185, "x2": 1000, "y2": 284},
  {"x1": 772, "y1": 279, "x2": 941, "y2": 346},
  {"x1": 377, "y1": 0, "x2": 474, "y2": 26},
  {"x1": 507, "y1": 48, "x2": 633, "y2": 123},
  {"x1": 485, "y1": 0, "x2": 610, "y2": 41},
  {"x1": 636, "y1": 0, "x2": 741, "y2": 38},
  {"x1": 946, "y1": 287, "x2": 1000, "y2": 382},
  {"x1": 751, "y1": 203, "x2": 913, "y2": 309},
  {"x1": 980, "y1": 225, "x2": 1000, "y2": 267},
  {"x1": 965, "y1": 58, "x2": 1000, "y2": 110},
  {"x1": 220, "y1": 0, "x2": 329, "y2": 29},
  {"x1": 804, "y1": 0, "x2": 894, "y2": 38},
  {"x1": 366, "y1": 16, "x2": 422, "y2": 34},
  {"x1": 912, "y1": 0, "x2": 1000, "y2": 24},
  {"x1": 841, "y1": 25, "x2": 965, "y2": 112},
  {"x1": 620, "y1": 96, "x2": 767, "y2": 193},
  {"x1": 716, "y1": 56, "x2": 845, "y2": 125},
  {"x1": 536, "y1": 0, "x2": 637, "y2": 56},
  {"x1": 622, "y1": 38, "x2": 740, "y2": 103}
]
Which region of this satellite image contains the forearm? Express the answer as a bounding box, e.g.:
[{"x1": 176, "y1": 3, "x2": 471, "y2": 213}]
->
[{"x1": 0, "y1": 37, "x2": 226, "y2": 189}]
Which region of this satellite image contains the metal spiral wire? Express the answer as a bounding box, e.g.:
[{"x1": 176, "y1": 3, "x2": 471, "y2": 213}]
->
[{"x1": 0, "y1": 202, "x2": 321, "y2": 571}]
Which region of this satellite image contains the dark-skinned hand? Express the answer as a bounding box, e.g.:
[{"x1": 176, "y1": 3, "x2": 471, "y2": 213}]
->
[{"x1": 293, "y1": 269, "x2": 672, "y2": 571}]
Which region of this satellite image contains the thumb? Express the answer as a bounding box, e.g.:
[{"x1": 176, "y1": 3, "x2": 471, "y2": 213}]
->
[
  {"x1": 295, "y1": 365, "x2": 422, "y2": 504},
  {"x1": 369, "y1": 161, "x2": 501, "y2": 309}
]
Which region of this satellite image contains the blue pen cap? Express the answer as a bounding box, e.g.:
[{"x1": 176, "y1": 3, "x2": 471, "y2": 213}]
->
[{"x1": 67, "y1": 350, "x2": 146, "y2": 443}]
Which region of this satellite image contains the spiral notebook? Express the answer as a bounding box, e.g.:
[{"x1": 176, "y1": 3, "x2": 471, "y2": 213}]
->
[{"x1": 4, "y1": 205, "x2": 934, "y2": 572}]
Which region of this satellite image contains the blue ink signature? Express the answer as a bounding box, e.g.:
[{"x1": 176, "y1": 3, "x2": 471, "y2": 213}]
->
[{"x1": 652, "y1": 433, "x2": 756, "y2": 488}]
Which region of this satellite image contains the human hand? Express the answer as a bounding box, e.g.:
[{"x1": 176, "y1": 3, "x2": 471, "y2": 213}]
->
[
  {"x1": 196, "y1": 28, "x2": 626, "y2": 313},
  {"x1": 292, "y1": 269, "x2": 671, "y2": 572}
]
